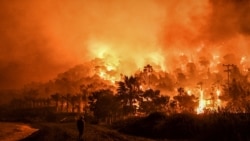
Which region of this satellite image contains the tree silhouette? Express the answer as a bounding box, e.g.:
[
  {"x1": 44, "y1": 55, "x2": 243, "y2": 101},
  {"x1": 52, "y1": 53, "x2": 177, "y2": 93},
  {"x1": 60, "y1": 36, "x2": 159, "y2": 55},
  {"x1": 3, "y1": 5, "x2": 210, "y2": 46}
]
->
[
  {"x1": 143, "y1": 64, "x2": 154, "y2": 88},
  {"x1": 139, "y1": 89, "x2": 169, "y2": 114},
  {"x1": 64, "y1": 93, "x2": 71, "y2": 112},
  {"x1": 221, "y1": 65, "x2": 250, "y2": 112},
  {"x1": 88, "y1": 89, "x2": 119, "y2": 122},
  {"x1": 70, "y1": 95, "x2": 78, "y2": 113},
  {"x1": 117, "y1": 75, "x2": 142, "y2": 116},
  {"x1": 174, "y1": 87, "x2": 198, "y2": 113},
  {"x1": 51, "y1": 93, "x2": 60, "y2": 112}
]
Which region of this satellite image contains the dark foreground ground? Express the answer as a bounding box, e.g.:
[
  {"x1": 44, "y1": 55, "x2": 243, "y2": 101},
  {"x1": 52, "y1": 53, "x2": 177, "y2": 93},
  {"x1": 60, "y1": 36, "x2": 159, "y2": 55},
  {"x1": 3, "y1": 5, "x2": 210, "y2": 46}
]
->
[
  {"x1": 114, "y1": 113, "x2": 250, "y2": 141},
  {"x1": 6, "y1": 112, "x2": 250, "y2": 141},
  {"x1": 2, "y1": 108, "x2": 250, "y2": 141},
  {"x1": 20, "y1": 122, "x2": 169, "y2": 141}
]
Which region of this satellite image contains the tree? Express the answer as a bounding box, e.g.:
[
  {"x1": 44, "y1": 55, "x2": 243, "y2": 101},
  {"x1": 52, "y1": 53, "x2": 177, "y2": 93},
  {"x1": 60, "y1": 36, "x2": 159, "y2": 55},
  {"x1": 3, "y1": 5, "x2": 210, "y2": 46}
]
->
[
  {"x1": 125, "y1": 76, "x2": 141, "y2": 111},
  {"x1": 221, "y1": 65, "x2": 250, "y2": 112},
  {"x1": 65, "y1": 93, "x2": 71, "y2": 112},
  {"x1": 117, "y1": 75, "x2": 142, "y2": 116},
  {"x1": 169, "y1": 100, "x2": 178, "y2": 114},
  {"x1": 139, "y1": 89, "x2": 169, "y2": 114},
  {"x1": 60, "y1": 95, "x2": 66, "y2": 112},
  {"x1": 23, "y1": 88, "x2": 39, "y2": 108},
  {"x1": 70, "y1": 95, "x2": 79, "y2": 113},
  {"x1": 173, "y1": 87, "x2": 198, "y2": 113},
  {"x1": 80, "y1": 84, "x2": 95, "y2": 113},
  {"x1": 51, "y1": 93, "x2": 60, "y2": 112},
  {"x1": 177, "y1": 87, "x2": 185, "y2": 96},
  {"x1": 88, "y1": 89, "x2": 119, "y2": 122},
  {"x1": 223, "y1": 78, "x2": 250, "y2": 112},
  {"x1": 143, "y1": 64, "x2": 154, "y2": 88},
  {"x1": 117, "y1": 81, "x2": 129, "y2": 113}
]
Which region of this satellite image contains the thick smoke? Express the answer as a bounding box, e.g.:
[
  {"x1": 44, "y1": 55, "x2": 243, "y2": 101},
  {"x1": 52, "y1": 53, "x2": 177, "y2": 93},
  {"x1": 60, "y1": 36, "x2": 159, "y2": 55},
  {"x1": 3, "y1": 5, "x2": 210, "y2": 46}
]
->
[
  {"x1": 202, "y1": 0, "x2": 250, "y2": 55},
  {"x1": 0, "y1": 0, "x2": 250, "y2": 89},
  {"x1": 204, "y1": 0, "x2": 250, "y2": 41}
]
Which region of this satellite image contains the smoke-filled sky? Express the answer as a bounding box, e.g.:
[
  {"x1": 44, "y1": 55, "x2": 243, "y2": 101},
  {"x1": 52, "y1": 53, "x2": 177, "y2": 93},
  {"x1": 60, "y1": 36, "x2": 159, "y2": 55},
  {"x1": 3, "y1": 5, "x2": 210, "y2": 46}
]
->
[{"x1": 0, "y1": 0, "x2": 250, "y2": 89}]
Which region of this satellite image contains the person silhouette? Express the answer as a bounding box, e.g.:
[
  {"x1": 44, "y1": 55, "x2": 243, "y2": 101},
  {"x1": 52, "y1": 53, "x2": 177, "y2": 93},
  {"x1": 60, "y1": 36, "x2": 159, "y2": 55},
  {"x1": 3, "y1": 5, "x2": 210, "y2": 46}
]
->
[{"x1": 76, "y1": 115, "x2": 85, "y2": 141}]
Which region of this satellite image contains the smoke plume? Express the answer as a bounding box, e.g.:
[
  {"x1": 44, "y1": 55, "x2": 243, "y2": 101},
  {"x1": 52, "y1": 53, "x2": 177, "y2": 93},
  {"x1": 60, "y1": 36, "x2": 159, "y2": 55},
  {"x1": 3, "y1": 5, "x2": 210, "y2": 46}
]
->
[{"x1": 0, "y1": 0, "x2": 250, "y2": 89}]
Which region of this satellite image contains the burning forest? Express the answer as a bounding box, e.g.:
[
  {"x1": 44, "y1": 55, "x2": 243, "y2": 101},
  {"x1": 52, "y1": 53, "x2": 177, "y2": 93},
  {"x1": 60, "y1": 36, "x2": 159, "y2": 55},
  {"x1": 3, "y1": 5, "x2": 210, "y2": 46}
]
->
[
  {"x1": 3, "y1": 55, "x2": 250, "y2": 115},
  {"x1": 1, "y1": 0, "x2": 250, "y2": 140}
]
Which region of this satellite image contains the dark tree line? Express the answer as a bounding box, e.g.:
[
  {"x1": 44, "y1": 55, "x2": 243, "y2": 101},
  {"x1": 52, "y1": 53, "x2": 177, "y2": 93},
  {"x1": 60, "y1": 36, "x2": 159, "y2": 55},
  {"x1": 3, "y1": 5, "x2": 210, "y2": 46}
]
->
[
  {"x1": 8, "y1": 63, "x2": 250, "y2": 124},
  {"x1": 87, "y1": 75, "x2": 170, "y2": 123}
]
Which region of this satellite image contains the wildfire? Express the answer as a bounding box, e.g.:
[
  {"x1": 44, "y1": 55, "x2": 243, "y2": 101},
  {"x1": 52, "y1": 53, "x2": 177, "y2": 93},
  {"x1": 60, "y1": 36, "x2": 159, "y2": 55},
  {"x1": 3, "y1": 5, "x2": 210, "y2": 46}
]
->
[
  {"x1": 87, "y1": 40, "x2": 248, "y2": 114},
  {"x1": 216, "y1": 89, "x2": 221, "y2": 108},
  {"x1": 209, "y1": 54, "x2": 221, "y2": 73},
  {"x1": 196, "y1": 89, "x2": 206, "y2": 114},
  {"x1": 187, "y1": 89, "x2": 192, "y2": 96},
  {"x1": 240, "y1": 56, "x2": 249, "y2": 73},
  {"x1": 195, "y1": 88, "x2": 222, "y2": 114},
  {"x1": 97, "y1": 65, "x2": 118, "y2": 84}
]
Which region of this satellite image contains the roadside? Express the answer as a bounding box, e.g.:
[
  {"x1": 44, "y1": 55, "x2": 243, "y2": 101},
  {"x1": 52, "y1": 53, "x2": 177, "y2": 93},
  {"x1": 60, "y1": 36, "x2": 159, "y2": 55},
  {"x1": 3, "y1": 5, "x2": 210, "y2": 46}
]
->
[{"x1": 21, "y1": 122, "x2": 164, "y2": 141}]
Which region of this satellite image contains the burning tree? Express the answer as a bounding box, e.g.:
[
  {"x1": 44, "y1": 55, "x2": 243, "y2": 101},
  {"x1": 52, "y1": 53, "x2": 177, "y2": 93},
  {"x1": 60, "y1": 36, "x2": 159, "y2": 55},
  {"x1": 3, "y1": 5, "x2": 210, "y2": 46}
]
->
[
  {"x1": 50, "y1": 93, "x2": 60, "y2": 112},
  {"x1": 173, "y1": 87, "x2": 198, "y2": 113},
  {"x1": 10, "y1": 55, "x2": 250, "y2": 116},
  {"x1": 143, "y1": 64, "x2": 154, "y2": 89},
  {"x1": 220, "y1": 65, "x2": 250, "y2": 112},
  {"x1": 139, "y1": 89, "x2": 170, "y2": 114},
  {"x1": 117, "y1": 75, "x2": 142, "y2": 116},
  {"x1": 88, "y1": 89, "x2": 120, "y2": 123}
]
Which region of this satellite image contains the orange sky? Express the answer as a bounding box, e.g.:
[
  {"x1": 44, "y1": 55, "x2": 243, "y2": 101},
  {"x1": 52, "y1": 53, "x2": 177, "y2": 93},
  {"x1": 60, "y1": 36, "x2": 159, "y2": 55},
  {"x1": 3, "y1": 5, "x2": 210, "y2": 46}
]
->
[{"x1": 0, "y1": 0, "x2": 250, "y2": 89}]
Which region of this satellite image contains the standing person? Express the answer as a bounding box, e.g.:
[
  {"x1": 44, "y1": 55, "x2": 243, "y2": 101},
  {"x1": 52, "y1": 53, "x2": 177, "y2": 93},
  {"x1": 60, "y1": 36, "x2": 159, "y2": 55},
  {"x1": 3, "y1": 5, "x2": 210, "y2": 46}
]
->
[{"x1": 76, "y1": 115, "x2": 85, "y2": 141}]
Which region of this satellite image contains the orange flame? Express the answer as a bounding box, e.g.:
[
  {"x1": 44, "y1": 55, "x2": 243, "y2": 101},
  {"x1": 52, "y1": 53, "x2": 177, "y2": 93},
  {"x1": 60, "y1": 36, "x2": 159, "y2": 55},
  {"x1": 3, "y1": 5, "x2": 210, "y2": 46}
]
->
[{"x1": 196, "y1": 89, "x2": 205, "y2": 114}]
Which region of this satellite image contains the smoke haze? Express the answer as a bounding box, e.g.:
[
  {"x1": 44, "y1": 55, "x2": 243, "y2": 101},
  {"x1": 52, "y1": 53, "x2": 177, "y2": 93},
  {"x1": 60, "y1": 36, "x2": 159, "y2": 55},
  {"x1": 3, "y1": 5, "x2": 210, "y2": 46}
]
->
[{"x1": 0, "y1": 0, "x2": 250, "y2": 89}]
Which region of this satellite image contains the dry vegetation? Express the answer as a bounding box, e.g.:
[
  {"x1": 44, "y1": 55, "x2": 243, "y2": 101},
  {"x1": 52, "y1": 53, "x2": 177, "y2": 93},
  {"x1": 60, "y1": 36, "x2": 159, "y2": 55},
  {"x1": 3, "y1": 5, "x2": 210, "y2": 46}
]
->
[{"x1": 114, "y1": 112, "x2": 250, "y2": 141}]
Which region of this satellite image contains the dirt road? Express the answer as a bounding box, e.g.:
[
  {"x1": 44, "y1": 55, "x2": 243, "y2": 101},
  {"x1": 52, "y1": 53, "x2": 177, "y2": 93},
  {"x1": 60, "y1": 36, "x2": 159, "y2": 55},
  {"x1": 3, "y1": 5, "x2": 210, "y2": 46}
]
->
[{"x1": 21, "y1": 122, "x2": 165, "y2": 141}]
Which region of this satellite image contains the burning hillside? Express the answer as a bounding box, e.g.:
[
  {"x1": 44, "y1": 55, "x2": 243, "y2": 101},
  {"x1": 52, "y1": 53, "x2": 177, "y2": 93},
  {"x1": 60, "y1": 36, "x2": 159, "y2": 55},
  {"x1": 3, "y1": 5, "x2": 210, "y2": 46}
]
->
[
  {"x1": 90, "y1": 52, "x2": 250, "y2": 113},
  {"x1": 13, "y1": 51, "x2": 249, "y2": 114},
  {"x1": 1, "y1": 0, "x2": 250, "y2": 114},
  {"x1": 1, "y1": 0, "x2": 250, "y2": 90}
]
